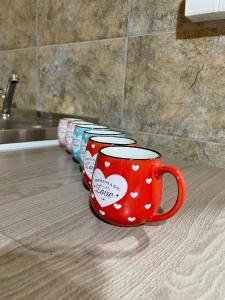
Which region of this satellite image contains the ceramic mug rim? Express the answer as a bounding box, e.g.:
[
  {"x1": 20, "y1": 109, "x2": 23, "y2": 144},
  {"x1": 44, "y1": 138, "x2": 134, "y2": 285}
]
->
[
  {"x1": 75, "y1": 124, "x2": 108, "y2": 129},
  {"x1": 99, "y1": 146, "x2": 161, "y2": 161},
  {"x1": 61, "y1": 118, "x2": 78, "y2": 121},
  {"x1": 84, "y1": 129, "x2": 123, "y2": 135},
  {"x1": 89, "y1": 136, "x2": 137, "y2": 145},
  {"x1": 69, "y1": 121, "x2": 93, "y2": 125}
]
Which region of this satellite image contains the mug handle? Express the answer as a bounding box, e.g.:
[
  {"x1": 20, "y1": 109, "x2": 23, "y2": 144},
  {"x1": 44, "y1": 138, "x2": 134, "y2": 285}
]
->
[{"x1": 148, "y1": 166, "x2": 186, "y2": 222}]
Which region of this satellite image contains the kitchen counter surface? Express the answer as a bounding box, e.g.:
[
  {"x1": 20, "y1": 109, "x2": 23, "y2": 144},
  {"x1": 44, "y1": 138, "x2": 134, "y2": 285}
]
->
[{"x1": 0, "y1": 147, "x2": 225, "y2": 300}]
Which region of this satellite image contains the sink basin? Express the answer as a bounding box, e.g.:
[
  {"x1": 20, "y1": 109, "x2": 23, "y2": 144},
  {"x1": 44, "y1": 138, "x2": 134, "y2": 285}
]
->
[
  {"x1": 0, "y1": 109, "x2": 98, "y2": 144},
  {"x1": 0, "y1": 120, "x2": 43, "y2": 130}
]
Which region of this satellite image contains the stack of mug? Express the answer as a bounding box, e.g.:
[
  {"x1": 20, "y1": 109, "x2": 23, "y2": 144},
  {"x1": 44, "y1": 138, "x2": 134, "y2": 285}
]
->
[{"x1": 58, "y1": 118, "x2": 186, "y2": 227}]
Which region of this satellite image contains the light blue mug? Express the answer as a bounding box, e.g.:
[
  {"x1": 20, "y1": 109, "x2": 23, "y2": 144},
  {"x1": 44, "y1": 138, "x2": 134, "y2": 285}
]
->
[
  {"x1": 79, "y1": 129, "x2": 124, "y2": 166},
  {"x1": 72, "y1": 124, "x2": 108, "y2": 162}
]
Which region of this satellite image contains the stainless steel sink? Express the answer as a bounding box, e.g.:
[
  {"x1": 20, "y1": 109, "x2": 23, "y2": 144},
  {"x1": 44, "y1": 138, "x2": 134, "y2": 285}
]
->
[
  {"x1": 0, "y1": 120, "x2": 43, "y2": 130},
  {"x1": 0, "y1": 109, "x2": 98, "y2": 144}
]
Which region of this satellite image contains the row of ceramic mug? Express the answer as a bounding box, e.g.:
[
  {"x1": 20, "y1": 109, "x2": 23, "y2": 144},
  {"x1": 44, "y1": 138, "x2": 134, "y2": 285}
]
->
[
  {"x1": 58, "y1": 118, "x2": 130, "y2": 187},
  {"x1": 58, "y1": 118, "x2": 186, "y2": 227}
]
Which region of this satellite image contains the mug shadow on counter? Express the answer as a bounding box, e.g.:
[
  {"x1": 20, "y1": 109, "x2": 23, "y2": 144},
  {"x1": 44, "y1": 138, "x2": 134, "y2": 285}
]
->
[
  {"x1": 84, "y1": 206, "x2": 166, "y2": 259},
  {"x1": 13, "y1": 206, "x2": 166, "y2": 261},
  {"x1": 2, "y1": 208, "x2": 167, "y2": 299}
]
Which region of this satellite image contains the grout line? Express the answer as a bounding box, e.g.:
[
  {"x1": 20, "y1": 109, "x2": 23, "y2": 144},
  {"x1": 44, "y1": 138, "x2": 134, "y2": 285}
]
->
[
  {"x1": 35, "y1": 0, "x2": 39, "y2": 47},
  {"x1": 124, "y1": 129, "x2": 225, "y2": 146},
  {"x1": 0, "y1": 31, "x2": 176, "y2": 54},
  {"x1": 36, "y1": 0, "x2": 40, "y2": 48},
  {"x1": 0, "y1": 37, "x2": 128, "y2": 53},
  {"x1": 35, "y1": 51, "x2": 39, "y2": 111},
  {"x1": 35, "y1": 0, "x2": 39, "y2": 111},
  {"x1": 120, "y1": 0, "x2": 132, "y2": 130},
  {"x1": 120, "y1": 40, "x2": 128, "y2": 130},
  {"x1": 128, "y1": 30, "x2": 176, "y2": 38},
  {"x1": 38, "y1": 36, "x2": 127, "y2": 48},
  {"x1": 0, "y1": 46, "x2": 37, "y2": 53}
]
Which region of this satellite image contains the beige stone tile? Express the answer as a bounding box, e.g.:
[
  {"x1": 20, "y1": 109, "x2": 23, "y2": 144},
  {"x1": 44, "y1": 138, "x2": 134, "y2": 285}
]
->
[
  {"x1": 129, "y1": 0, "x2": 225, "y2": 37},
  {"x1": 128, "y1": 130, "x2": 225, "y2": 169},
  {"x1": 38, "y1": 0, "x2": 129, "y2": 45},
  {"x1": 129, "y1": 0, "x2": 180, "y2": 35},
  {"x1": 0, "y1": 49, "x2": 38, "y2": 110},
  {"x1": 123, "y1": 34, "x2": 225, "y2": 143},
  {"x1": 0, "y1": 0, "x2": 36, "y2": 50},
  {"x1": 38, "y1": 39, "x2": 126, "y2": 127}
]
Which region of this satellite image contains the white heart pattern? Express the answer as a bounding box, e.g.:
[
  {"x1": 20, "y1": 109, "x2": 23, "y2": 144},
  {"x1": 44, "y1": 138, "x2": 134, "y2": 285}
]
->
[
  {"x1": 128, "y1": 217, "x2": 136, "y2": 222},
  {"x1": 130, "y1": 192, "x2": 138, "y2": 199},
  {"x1": 91, "y1": 144, "x2": 96, "y2": 149},
  {"x1": 146, "y1": 178, "x2": 152, "y2": 185},
  {"x1": 91, "y1": 193, "x2": 95, "y2": 199},
  {"x1": 145, "y1": 204, "x2": 151, "y2": 210},
  {"x1": 99, "y1": 210, "x2": 105, "y2": 216},
  {"x1": 114, "y1": 203, "x2": 122, "y2": 210},
  {"x1": 92, "y1": 169, "x2": 128, "y2": 208},
  {"x1": 105, "y1": 161, "x2": 110, "y2": 168},
  {"x1": 84, "y1": 151, "x2": 98, "y2": 179},
  {"x1": 132, "y1": 165, "x2": 139, "y2": 171}
]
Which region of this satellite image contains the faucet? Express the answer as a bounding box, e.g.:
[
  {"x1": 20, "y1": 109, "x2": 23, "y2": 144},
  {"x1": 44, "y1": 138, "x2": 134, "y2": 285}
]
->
[{"x1": 1, "y1": 72, "x2": 20, "y2": 120}]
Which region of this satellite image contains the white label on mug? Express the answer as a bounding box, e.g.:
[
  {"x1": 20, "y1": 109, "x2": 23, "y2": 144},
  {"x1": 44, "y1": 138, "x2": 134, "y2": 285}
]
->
[
  {"x1": 92, "y1": 169, "x2": 128, "y2": 207},
  {"x1": 84, "y1": 151, "x2": 98, "y2": 179}
]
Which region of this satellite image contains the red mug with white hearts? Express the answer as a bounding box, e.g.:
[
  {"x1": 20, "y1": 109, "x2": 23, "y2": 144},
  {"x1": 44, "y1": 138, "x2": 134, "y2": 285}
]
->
[
  {"x1": 90, "y1": 146, "x2": 186, "y2": 226},
  {"x1": 83, "y1": 136, "x2": 137, "y2": 189}
]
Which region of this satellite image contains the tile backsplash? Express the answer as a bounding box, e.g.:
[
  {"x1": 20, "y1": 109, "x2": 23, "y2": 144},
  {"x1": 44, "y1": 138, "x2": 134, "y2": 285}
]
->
[{"x1": 1, "y1": 0, "x2": 225, "y2": 168}]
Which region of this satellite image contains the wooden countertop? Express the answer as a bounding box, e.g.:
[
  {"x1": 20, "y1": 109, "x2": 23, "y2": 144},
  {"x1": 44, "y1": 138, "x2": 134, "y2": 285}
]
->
[{"x1": 0, "y1": 147, "x2": 225, "y2": 300}]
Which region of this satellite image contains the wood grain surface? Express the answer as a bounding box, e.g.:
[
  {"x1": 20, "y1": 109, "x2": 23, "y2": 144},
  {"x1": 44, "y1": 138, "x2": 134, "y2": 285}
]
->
[{"x1": 0, "y1": 147, "x2": 224, "y2": 300}]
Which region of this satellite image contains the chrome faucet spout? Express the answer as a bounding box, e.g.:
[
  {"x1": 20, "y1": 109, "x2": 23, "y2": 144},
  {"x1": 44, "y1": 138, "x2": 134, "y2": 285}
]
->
[{"x1": 1, "y1": 72, "x2": 19, "y2": 119}]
